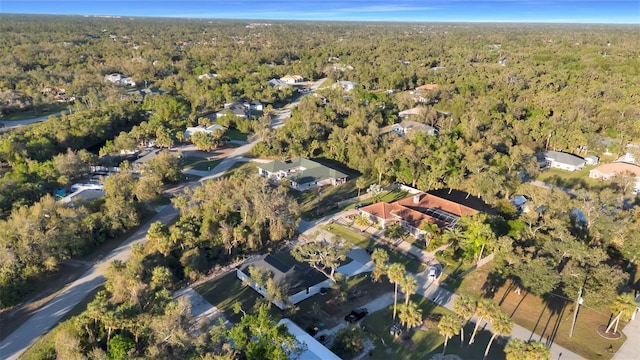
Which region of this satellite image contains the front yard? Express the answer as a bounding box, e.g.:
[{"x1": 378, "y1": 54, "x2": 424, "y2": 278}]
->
[
  {"x1": 362, "y1": 295, "x2": 502, "y2": 360},
  {"x1": 181, "y1": 156, "x2": 221, "y2": 171},
  {"x1": 458, "y1": 264, "x2": 626, "y2": 360}
]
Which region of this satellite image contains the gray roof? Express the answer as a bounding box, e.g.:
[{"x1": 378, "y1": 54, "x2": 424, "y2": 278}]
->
[
  {"x1": 543, "y1": 151, "x2": 586, "y2": 166},
  {"x1": 396, "y1": 120, "x2": 436, "y2": 133},
  {"x1": 239, "y1": 254, "x2": 328, "y2": 296},
  {"x1": 259, "y1": 157, "x2": 348, "y2": 185}
]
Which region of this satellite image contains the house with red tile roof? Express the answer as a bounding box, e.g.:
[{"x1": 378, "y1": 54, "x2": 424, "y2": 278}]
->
[
  {"x1": 589, "y1": 162, "x2": 640, "y2": 191},
  {"x1": 359, "y1": 192, "x2": 479, "y2": 239}
]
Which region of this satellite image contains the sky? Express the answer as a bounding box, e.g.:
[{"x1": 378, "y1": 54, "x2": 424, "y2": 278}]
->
[{"x1": 1, "y1": 0, "x2": 638, "y2": 24}]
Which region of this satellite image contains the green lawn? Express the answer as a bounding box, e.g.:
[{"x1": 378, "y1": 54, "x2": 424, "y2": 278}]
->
[
  {"x1": 1, "y1": 104, "x2": 68, "y2": 121},
  {"x1": 536, "y1": 166, "x2": 607, "y2": 191},
  {"x1": 323, "y1": 223, "x2": 426, "y2": 274},
  {"x1": 222, "y1": 161, "x2": 258, "y2": 178},
  {"x1": 225, "y1": 128, "x2": 248, "y2": 141},
  {"x1": 181, "y1": 156, "x2": 221, "y2": 171},
  {"x1": 362, "y1": 295, "x2": 503, "y2": 360}
]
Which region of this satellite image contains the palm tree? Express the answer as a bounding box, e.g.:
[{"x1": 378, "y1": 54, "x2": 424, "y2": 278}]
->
[
  {"x1": 441, "y1": 226, "x2": 465, "y2": 249},
  {"x1": 453, "y1": 295, "x2": 477, "y2": 344},
  {"x1": 400, "y1": 274, "x2": 417, "y2": 305},
  {"x1": 421, "y1": 222, "x2": 440, "y2": 249},
  {"x1": 371, "y1": 248, "x2": 389, "y2": 283},
  {"x1": 605, "y1": 293, "x2": 637, "y2": 334},
  {"x1": 505, "y1": 340, "x2": 551, "y2": 360},
  {"x1": 525, "y1": 341, "x2": 552, "y2": 360},
  {"x1": 398, "y1": 301, "x2": 423, "y2": 330},
  {"x1": 438, "y1": 314, "x2": 460, "y2": 355},
  {"x1": 484, "y1": 312, "x2": 512, "y2": 359},
  {"x1": 469, "y1": 298, "x2": 498, "y2": 345},
  {"x1": 387, "y1": 263, "x2": 406, "y2": 320}
]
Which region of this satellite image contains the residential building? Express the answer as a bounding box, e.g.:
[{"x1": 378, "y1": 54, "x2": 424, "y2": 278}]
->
[
  {"x1": 268, "y1": 78, "x2": 290, "y2": 88},
  {"x1": 278, "y1": 319, "x2": 341, "y2": 360},
  {"x1": 398, "y1": 107, "x2": 424, "y2": 120},
  {"x1": 359, "y1": 192, "x2": 479, "y2": 239},
  {"x1": 391, "y1": 120, "x2": 437, "y2": 137},
  {"x1": 415, "y1": 83, "x2": 439, "y2": 91},
  {"x1": 258, "y1": 157, "x2": 348, "y2": 191},
  {"x1": 197, "y1": 73, "x2": 218, "y2": 80},
  {"x1": 585, "y1": 155, "x2": 599, "y2": 165},
  {"x1": 332, "y1": 80, "x2": 358, "y2": 92},
  {"x1": 184, "y1": 124, "x2": 226, "y2": 138},
  {"x1": 236, "y1": 254, "x2": 333, "y2": 310},
  {"x1": 104, "y1": 73, "x2": 136, "y2": 87},
  {"x1": 589, "y1": 162, "x2": 640, "y2": 191},
  {"x1": 280, "y1": 74, "x2": 304, "y2": 84},
  {"x1": 216, "y1": 99, "x2": 263, "y2": 119},
  {"x1": 59, "y1": 189, "x2": 105, "y2": 206},
  {"x1": 539, "y1": 151, "x2": 586, "y2": 171}
]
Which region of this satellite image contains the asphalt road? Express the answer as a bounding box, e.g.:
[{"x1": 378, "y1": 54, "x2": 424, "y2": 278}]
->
[
  {"x1": 0, "y1": 80, "x2": 330, "y2": 360},
  {"x1": 0, "y1": 111, "x2": 70, "y2": 133}
]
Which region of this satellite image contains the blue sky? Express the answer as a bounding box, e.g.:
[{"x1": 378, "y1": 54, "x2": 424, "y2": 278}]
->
[{"x1": 1, "y1": 1, "x2": 638, "y2": 24}]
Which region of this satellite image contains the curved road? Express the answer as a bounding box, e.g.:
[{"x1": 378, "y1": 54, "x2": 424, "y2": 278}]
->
[{"x1": 0, "y1": 80, "x2": 326, "y2": 360}]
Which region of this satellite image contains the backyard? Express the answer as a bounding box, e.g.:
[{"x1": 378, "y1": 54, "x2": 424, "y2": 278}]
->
[
  {"x1": 458, "y1": 264, "x2": 626, "y2": 359},
  {"x1": 536, "y1": 166, "x2": 607, "y2": 191}
]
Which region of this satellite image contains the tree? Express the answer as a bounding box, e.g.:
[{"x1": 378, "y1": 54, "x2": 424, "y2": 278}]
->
[
  {"x1": 398, "y1": 301, "x2": 423, "y2": 329},
  {"x1": 366, "y1": 183, "x2": 383, "y2": 203},
  {"x1": 387, "y1": 263, "x2": 406, "y2": 320},
  {"x1": 356, "y1": 176, "x2": 368, "y2": 197},
  {"x1": 109, "y1": 334, "x2": 135, "y2": 360},
  {"x1": 453, "y1": 294, "x2": 476, "y2": 345},
  {"x1": 505, "y1": 339, "x2": 551, "y2": 360},
  {"x1": 227, "y1": 304, "x2": 298, "y2": 360},
  {"x1": 438, "y1": 313, "x2": 460, "y2": 355},
  {"x1": 384, "y1": 224, "x2": 406, "y2": 243},
  {"x1": 332, "y1": 326, "x2": 365, "y2": 358},
  {"x1": 371, "y1": 248, "x2": 389, "y2": 282},
  {"x1": 469, "y1": 298, "x2": 498, "y2": 345},
  {"x1": 484, "y1": 312, "x2": 512, "y2": 359},
  {"x1": 400, "y1": 274, "x2": 417, "y2": 305},
  {"x1": 291, "y1": 238, "x2": 347, "y2": 282},
  {"x1": 605, "y1": 293, "x2": 637, "y2": 334},
  {"x1": 421, "y1": 222, "x2": 440, "y2": 249},
  {"x1": 144, "y1": 150, "x2": 181, "y2": 183}
]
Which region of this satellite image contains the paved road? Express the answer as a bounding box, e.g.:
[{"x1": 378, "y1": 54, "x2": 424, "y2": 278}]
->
[
  {"x1": 0, "y1": 110, "x2": 70, "y2": 133},
  {"x1": 0, "y1": 80, "x2": 326, "y2": 359}
]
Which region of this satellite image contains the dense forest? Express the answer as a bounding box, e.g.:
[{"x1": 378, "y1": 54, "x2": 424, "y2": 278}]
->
[{"x1": 1, "y1": 14, "x2": 640, "y2": 358}]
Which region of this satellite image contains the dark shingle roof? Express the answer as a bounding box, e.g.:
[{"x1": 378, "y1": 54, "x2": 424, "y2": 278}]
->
[{"x1": 239, "y1": 254, "x2": 328, "y2": 295}]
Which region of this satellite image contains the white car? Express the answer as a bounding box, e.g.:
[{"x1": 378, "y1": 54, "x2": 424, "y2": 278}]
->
[{"x1": 428, "y1": 266, "x2": 439, "y2": 281}]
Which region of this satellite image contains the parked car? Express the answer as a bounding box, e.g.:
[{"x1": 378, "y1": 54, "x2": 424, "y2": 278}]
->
[
  {"x1": 428, "y1": 266, "x2": 439, "y2": 281},
  {"x1": 345, "y1": 308, "x2": 369, "y2": 323},
  {"x1": 355, "y1": 202, "x2": 371, "y2": 209}
]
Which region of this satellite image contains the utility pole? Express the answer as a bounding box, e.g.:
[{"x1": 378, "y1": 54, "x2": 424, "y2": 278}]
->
[{"x1": 569, "y1": 286, "x2": 583, "y2": 337}]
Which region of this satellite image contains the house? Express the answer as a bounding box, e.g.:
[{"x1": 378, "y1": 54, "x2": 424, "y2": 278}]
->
[
  {"x1": 391, "y1": 120, "x2": 437, "y2": 137},
  {"x1": 198, "y1": 73, "x2": 218, "y2": 80},
  {"x1": 216, "y1": 99, "x2": 263, "y2": 119},
  {"x1": 616, "y1": 152, "x2": 636, "y2": 165},
  {"x1": 126, "y1": 87, "x2": 164, "y2": 102},
  {"x1": 332, "y1": 80, "x2": 358, "y2": 92},
  {"x1": 236, "y1": 254, "x2": 333, "y2": 310},
  {"x1": 104, "y1": 73, "x2": 136, "y2": 87},
  {"x1": 258, "y1": 157, "x2": 348, "y2": 190},
  {"x1": 278, "y1": 319, "x2": 341, "y2": 360},
  {"x1": 398, "y1": 107, "x2": 424, "y2": 120},
  {"x1": 268, "y1": 78, "x2": 290, "y2": 88},
  {"x1": 280, "y1": 74, "x2": 304, "y2": 84},
  {"x1": 415, "y1": 83, "x2": 439, "y2": 91},
  {"x1": 359, "y1": 192, "x2": 479, "y2": 239},
  {"x1": 59, "y1": 189, "x2": 105, "y2": 206},
  {"x1": 585, "y1": 155, "x2": 599, "y2": 165},
  {"x1": 540, "y1": 151, "x2": 586, "y2": 171},
  {"x1": 589, "y1": 162, "x2": 640, "y2": 190},
  {"x1": 184, "y1": 124, "x2": 226, "y2": 138}
]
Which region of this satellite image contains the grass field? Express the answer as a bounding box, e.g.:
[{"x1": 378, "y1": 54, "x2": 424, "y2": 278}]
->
[
  {"x1": 458, "y1": 264, "x2": 625, "y2": 359},
  {"x1": 181, "y1": 156, "x2": 221, "y2": 171},
  {"x1": 362, "y1": 295, "x2": 503, "y2": 360},
  {"x1": 536, "y1": 166, "x2": 607, "y2": 191},
  {"x1": 225, "y1": 128, "x2": 248, "y2": 141},
  {"x1": 222, "y1": 161, "x2": 258, "y2": 178}
]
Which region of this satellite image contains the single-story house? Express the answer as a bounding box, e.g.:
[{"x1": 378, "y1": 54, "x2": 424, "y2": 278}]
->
[
  {"x1": 104, "y1": 73, "x2": 136, "y2": 87},
  {"x1": 415, "y1": 83, "x2": 439, "y2": 91},
  {"x1": 198, "y1": 73, "x2": 218, "y2": 80},
  {"x1": 236, "y1": 254, "x2": 333, "y2": 310},
  {"x1": 359, "y1": 192, "x2": 479, "y2": 239},
  {"x1": 268, "y1": 78, "x2": 290, "y2": 88},
  {"x1": 391, "y1": 120, "x2": 437, "y2": 137},
  {"x1": 585, "y1": 155, "x2": 599, "y2": 165},
  {"x1": 280, "y1": 74, "x2": 304, "y2": 84},
  {"x1": 59, "y1": 189, "x2": 105, "y2": 206},
  {"x1": 589, "y1": 162, "x2": 640, "y2": 190},
  {"x1": 258, "y1": 157, "x2": 348, "y2": 190},
  {"x1": 216, "y1": 99, "x2": 263, "y2": 119},
  {"x1": 332, "y1": 80, "x2": 358, "y2": 92},
  {"x1": 184, "y1": 124, "x2": 226, "y2": 138},
  {"x1": 398, "y1": 107, "x2": 424, "y2": 120},
  {"x1": 540, "y1": 151, "x2": 586, "y2": 171},
  {"x1": 278, "y1": 319, "x2": 341, "y2": 360},
  {"x1": 616, "y1": 152, "x2": 636, "y2": 165},
  {"x1": 126, "y1": 87, "x2": 164, "y2": 102}
]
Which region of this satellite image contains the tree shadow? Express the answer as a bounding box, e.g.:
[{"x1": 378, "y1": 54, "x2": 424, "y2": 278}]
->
[
  {"x1": 481, "y1": 270, "x2": 508, "y2": 299},
  {"x1": 539, "y1": 292, "x2": 569, "y2": 346}
]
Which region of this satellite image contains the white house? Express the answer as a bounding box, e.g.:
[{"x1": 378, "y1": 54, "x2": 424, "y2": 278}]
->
[
  {"x1": 104, "y1": 73, "x2": 136, "y2": 87},
  {"x1": 184, "y1": 124, "x2": 226, "y2": 138},
  {"x1": 278, "y1": 319, "x2": 341, "y2": 360},
  {"x1": 540, "y1": 151, "x2": 586, "y2": 171},
  {"x1": 589, "y1": 162, "x2": 640, "y2": 191},
  {"x1": 391, "y1": 120, "x2": 437, "y2": 137},
  {"x1": 258, "y1": 157, "x2": 348, "y2": 191},
  {"x1": 280, "y1": 74, "x2": 304, "y2": 84},
  {"x1": 332, "y1": 80, "x2": 358, "y2": 92},
  {"x1": 236, "y1": 254, "x2": 333, "y2": 310},
  {"x1": 197, "y1": 73, "x2": 218, "y2": 80}
]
